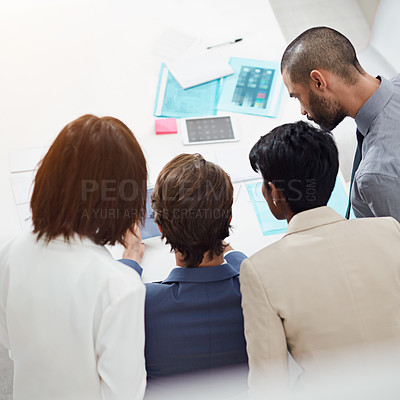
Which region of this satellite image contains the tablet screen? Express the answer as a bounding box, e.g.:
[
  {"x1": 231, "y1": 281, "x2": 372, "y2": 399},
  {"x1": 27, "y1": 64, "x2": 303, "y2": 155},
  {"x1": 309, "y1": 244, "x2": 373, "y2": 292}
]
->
[
  {"x1": 186, "y1": 116, "x2": 235, "y2": 143},
  {"x1": 141, "y1": 188, "x2": 160, "y2": 239}
]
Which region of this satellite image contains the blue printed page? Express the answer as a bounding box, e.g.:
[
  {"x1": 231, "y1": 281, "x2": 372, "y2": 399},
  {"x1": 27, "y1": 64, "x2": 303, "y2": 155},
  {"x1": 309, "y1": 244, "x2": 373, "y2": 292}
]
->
[
  {"x1": 217, "y1": 58, "x2": 284, "y2": 118},
  {"x1": 154, "y1": 64, "x2": 219, "y2": 118},
  {"x1": 247, "y1": 181, "x2": 287, "y2": 236},
  {"x1": 141, "y1": 188, "x2": 161, "y2": 240},
  {"x1": 247, "y1": 178, "x2": 354, "y2": 236}
]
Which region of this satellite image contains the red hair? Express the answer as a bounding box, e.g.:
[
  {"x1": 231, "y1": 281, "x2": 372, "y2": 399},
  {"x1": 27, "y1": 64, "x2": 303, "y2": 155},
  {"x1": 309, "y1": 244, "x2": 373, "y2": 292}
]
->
[{"x1": 31, "y1": 114, "x2": 147, "y2": 246}]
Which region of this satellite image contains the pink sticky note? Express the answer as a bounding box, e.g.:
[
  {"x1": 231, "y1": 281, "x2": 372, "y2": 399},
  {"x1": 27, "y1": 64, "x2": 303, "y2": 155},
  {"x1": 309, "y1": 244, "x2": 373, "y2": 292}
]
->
[{"x1": 155, "y1": 118, "x2": 178, "y2": 135}]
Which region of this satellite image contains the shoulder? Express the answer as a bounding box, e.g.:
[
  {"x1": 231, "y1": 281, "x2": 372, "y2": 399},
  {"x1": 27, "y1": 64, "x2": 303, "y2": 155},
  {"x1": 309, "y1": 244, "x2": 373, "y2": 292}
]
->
[
  {"x1": 1, "y1": 231, "x2": 33, "y2": 251},
  {"x1": 387, "y1": 74, "x2": 400, "y2": 104},
  {"x1": 0, "y1": 232, "x2": 35, "y2": 273},
  {"x1": 144, "y1": 274, "x2": 177, "y2": 303},
  {"x1": 391, "y1": 73, "x2": 400, "y2": 86},
  {"x1": 354, "y1": 172, "x2": 400, "y2": 197},
  {"x1": 342, "y1": 217, "x2": 400, "y2": 254},
  {"x1": 244, "y1": 215, "x2": 400, "y2": 266},
  {"x1": 145, "y1": 280, "x2": 173, "y2": 292},
  {"x1": 0, "y1": 235, "x2": 17, "y2": 300},
  {"x1": 242, "y1": 239, "x2": 288, "y2": 279},
  {"x1": 249, "y1": 239, "x2": 286, "y2": 263},
  {"x1": 369, "y1": 75, "x2": 400, "y2": 123},
  {"x1": 37, "y1": 234, "x2": 144, "y2": 295},
  {"x1": 85, "y1": 250, "x2": 144, "y2": 299},
  {"x1": 70, "y1": 246, "x2": 146, "y2": 316},
  {"x1": 224, "y1": 251, "x2": 247, "y2": 271},
  {"x1": 348, "y1": 215, "x2": 400, "y2": 232},
  {"x1": 0, "y1": 235, "x2": 16, "y2": 262}
]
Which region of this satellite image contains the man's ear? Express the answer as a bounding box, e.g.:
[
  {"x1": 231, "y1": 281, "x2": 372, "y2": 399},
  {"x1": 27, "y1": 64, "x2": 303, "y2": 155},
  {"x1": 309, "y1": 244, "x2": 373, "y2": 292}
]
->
[
  {"x1": 157, "y1": 225, "x2": 163, "y2": 234},
  {"x1": 309, "y1": 69, "x2": 327, "y2": 91}
]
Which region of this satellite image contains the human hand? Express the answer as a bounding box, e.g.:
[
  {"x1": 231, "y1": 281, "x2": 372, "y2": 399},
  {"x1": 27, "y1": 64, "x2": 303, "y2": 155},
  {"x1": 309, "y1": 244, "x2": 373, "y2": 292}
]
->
[
  {"x1": 222, "y1": 240, "x2": 234, "y2": 253},
  {"x1": 123, "y1": 224, "x2": 145, "y2": 265}
]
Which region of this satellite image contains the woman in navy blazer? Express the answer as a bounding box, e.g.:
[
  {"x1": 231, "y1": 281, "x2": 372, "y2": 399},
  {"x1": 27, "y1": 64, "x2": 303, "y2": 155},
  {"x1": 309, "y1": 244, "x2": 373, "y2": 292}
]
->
[{"x1": 121, "y1": 153, "x2": 248, "y2": 378}]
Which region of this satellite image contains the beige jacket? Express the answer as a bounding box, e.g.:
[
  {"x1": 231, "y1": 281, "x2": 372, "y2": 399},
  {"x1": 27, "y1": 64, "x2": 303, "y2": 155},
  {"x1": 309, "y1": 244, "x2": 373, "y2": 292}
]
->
[{"x1": 240, "y1": 206, "x2": 400, "y2": 396}]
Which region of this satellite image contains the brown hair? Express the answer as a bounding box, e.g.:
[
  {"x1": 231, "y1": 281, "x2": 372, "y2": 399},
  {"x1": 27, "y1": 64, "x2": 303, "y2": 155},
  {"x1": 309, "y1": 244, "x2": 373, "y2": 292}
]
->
[
  {"x1": 151, "y1": 153, "x2": 233, "y2": 268},
  {"x1": 31, "y1": 114, "x2": 147, "y2": 246}
]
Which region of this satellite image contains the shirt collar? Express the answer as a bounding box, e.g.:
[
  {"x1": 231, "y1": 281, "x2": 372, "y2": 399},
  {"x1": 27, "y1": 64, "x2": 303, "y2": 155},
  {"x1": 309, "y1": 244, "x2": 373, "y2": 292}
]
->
[
  {"x1": 162, "y1": 263, "x2": 239, "y2": 283},
  {"x1": 49, "y1": 234, "x2": 112, "y2": 257},
  {"x1": 283, "y1": 206, "x2": 345, "y2": 238},
  {"x1": 175, "y1": 260, "x2": 228, "y2": 268},
  {"x1": 355, "y1": 76, "x2": 393, "y2": 136}
]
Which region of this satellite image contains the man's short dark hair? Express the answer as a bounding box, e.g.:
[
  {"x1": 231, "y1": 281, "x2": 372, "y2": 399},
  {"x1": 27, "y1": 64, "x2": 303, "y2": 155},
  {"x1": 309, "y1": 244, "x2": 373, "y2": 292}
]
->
[
  {"x1": 151, "y1": 153, "x2": 233, "y2": 268},
  {"x1": 281, "y1": 27, "x2": 364, "y2": 85},
  {"x1": 249, "y1": 121, "x2": 339, "y2": 214}
]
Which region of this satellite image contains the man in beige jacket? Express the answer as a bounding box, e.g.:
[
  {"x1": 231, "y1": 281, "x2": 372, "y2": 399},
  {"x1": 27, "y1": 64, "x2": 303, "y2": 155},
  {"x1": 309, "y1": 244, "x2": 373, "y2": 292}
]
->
[{"x1": 240, "y1": 121, "x2": 400, "y2": 398}]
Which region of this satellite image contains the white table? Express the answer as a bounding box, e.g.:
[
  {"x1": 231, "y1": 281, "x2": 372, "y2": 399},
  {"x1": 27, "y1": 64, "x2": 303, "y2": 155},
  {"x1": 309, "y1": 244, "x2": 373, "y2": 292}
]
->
[{"x1": 0, "y1": 0, "x2": 300, "y2": 282}]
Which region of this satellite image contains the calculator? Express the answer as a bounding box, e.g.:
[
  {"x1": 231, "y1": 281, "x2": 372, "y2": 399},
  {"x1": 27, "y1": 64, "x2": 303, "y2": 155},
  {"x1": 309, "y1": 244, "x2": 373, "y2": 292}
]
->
[{"x1": 180, "y1": 116, "x2": 239, "y2": 145}]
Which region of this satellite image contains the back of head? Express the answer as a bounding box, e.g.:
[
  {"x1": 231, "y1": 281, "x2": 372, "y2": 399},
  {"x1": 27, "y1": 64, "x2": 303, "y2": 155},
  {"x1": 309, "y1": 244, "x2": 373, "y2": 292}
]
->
[
  {"x1": 249, "y1": 121, "x2": 338, "y2": 214},
  {"x1": 151, "y1": 153, "x2": 233, "y2": 268},
  {"x1": 281, "y1": 27, "x2": 364, "y2": 85},
  {"x1": 31, "y1": 114, "x2": 147, "y2": 246}
]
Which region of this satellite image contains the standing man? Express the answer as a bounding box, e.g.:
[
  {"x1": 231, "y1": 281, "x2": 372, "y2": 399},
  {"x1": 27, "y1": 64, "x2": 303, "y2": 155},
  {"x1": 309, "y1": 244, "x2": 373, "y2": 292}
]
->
[{"x1": 281, "y1": 26, "x2": 400, "y2": 221}]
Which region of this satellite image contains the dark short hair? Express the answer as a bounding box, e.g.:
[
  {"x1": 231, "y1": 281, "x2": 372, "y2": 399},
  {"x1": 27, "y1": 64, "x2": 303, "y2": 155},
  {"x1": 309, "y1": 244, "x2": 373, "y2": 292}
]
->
[
  {"x1": 249, "y1": 121, "x2": 338, "y2": 214},
  {"x1": 151, "y1": 153, "x2": 233, "y2": 268},
  {"x1": 31, "y1": 114, "x2": 147, "y2": 246},
  {"x1": 281, "y1": 27, "x2": 364, "y2": 85}
]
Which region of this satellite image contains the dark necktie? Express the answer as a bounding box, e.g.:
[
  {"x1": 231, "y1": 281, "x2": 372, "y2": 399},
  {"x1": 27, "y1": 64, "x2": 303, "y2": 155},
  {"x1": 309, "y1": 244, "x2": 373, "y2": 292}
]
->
[{"x1": 345, "y1": 129, "x2": 364, "y2": 219}]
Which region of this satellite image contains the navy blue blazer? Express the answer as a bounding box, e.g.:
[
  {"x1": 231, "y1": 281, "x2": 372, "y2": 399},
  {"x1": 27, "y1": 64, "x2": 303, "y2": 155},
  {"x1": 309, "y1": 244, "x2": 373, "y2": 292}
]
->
[{"x1": 120, "y1": 251, "x2": 248, "y2": 379}]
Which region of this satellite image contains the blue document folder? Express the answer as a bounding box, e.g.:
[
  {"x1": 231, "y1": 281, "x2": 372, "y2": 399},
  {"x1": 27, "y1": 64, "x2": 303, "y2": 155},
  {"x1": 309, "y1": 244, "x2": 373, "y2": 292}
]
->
[
  {"x1": 247, "y1": 178, "x2": 354, "y2": 236},
  {"x1": 153, "y1": 64, "x2": 220, "y2": 118},
  {"x1": 217, "y1": 58, "x2": 284, "y2": 117}
]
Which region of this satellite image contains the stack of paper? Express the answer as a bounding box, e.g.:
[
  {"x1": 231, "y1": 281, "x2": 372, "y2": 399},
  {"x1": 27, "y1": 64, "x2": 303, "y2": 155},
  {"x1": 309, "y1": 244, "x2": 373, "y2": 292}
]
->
[
  {"x1": 9, "y1": 146, "x2": 47, "y2": 172},
  {"x1": 215, "y1": 147, "x2": 259, "y2": 183},
  {"x1": 9, "y1": 146, "x2": 48, "y2": 232},
  {"x1": 166, "y1": 51, "x2": 234, "y2": 89},
  {"x1": 154, "y1": 29, "x2": 234, "y2": 89}
]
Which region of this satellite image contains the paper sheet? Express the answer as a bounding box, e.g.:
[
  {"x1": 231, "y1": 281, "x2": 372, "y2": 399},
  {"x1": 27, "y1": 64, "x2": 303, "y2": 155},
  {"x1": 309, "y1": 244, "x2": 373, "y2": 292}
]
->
[
  {"x1": 166, "y1": 51, "x2": 234, "y2": 89},
  {"x1": 152, "y1": 29, "x2": 199, "y2": 64},
  {"x1": 9, "y1": 147, "x2": 46, "y2": 232},
  {"x1": 154, "y1": 64, "x2": 220, "y2": 118},
  {"x1": 9, "y1": 146, "x2": 47, "y2": 173},
  {"x1": 218, "y1": 58, "x2": 284, "y2": 118},
  {"x1": 215, "y1": 147, "x2": 259, "y2": 183},
  {"x1": 16, "y1": 203, "x2": 32, "y2": 232},
  {"x1": 10, "y1": 171, "x2": 36, "y2": 205}
]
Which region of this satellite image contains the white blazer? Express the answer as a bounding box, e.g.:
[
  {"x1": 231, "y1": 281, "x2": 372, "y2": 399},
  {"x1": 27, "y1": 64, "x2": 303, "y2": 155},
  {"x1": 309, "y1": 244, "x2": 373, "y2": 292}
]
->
[{"x1": 0, "y1": 232, "x2": 146, "y2": 400}]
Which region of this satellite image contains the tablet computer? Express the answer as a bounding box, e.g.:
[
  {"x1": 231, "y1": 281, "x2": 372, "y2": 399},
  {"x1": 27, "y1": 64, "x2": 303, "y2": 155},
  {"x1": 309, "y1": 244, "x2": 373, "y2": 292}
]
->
[
  {"x1": 180, "y1": 116, "x2": 239, "y2": 145},
  {"x1": 141, "y1": 187, "x2": 161, "y2": 239}
]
